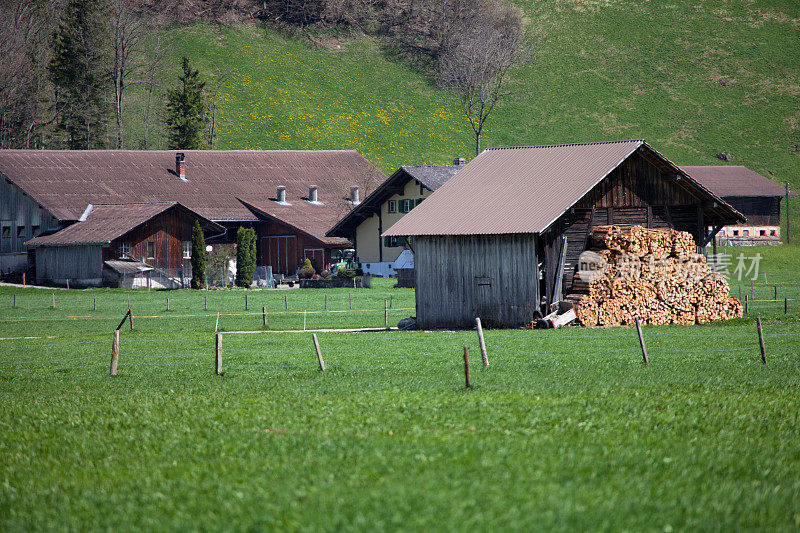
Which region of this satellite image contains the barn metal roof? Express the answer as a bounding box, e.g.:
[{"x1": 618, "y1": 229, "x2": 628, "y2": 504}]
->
[
  {"x1": 0, "y1": 149, "x2": 385, "y2": 244},
  {"x1": 681, "y1": 166, "x2": 791, "y2": 197},
  {"x1": 384, "y1": 140, "x2": 743, "y2": 237},
  {"x1": 25, "y1": 203, "x2": 223, "y2": 246}
]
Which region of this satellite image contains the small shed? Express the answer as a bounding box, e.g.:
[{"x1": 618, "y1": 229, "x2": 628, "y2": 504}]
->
[
  {"x1": 25, "y1": 202, "x2": 222, "y2": 287},
  {"x1": 393, "y1": 249, "x2": 415, "y2": 288},
  {"x1": 384, "y1": 140, "x2": 744, "y2": 329}
]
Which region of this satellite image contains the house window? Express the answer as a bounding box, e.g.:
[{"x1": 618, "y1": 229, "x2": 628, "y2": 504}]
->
[
  {"x1": 388, "y1": 200, "x2": 397, "y2": 213},
  {"x1": 1, "y1": 225, "x2": 10, "y2": 239},
  {"x1": 743, "y1": 230, "x2": 750, "y2": 237},
  {"x1": 759, "y1": 229, "x2": 766, "y2": 236},
  {"x1": 383, "y1": 236, "x2": 404, "y2": 248},
  {"x1": 31, "y1": 225, "x2": 40, "y2": 237},
  {"x1": 16, "y1": 225, "x2": 25, "y2": 239},
  {"x1": 770, "y1": 230, "x2": 777, "y2": 236},
  {"x1": 146, "y1": 241, "x2": 155, "y2": 259},
  {"x1": 182, "y1": 241, "x2": 191, "y2": 259},
  {"x1": 400, "y1": 199, "x2": 414, "y2": 213},
  {"x1": 118, "y1": 242, "x2": 131, "y2": 258},
  {"x1": 733, "y1": 230, "x2": 739, "y2": 236}
]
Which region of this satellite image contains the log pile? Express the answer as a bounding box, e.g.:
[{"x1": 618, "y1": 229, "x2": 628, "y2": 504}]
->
[{"x1": 570, "y1": 225, "x2": 742, "y2": 327}]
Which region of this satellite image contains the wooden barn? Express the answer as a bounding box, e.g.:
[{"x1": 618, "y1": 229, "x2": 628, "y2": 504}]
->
[
  {"x1": 383, "y1": 140, "x2": 744, "y2": 329},
  {"x1": 25, "y1": 203, "x2": 222, "y2": 287},
  {"x1": 0, "y1": 150, "x2": 385, "y2": 281},
  {"x1": 681, "y1": 165, "x2": 792, "y2": 244}
]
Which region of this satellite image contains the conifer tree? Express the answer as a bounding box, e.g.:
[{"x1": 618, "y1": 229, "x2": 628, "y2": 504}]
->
[
  {"x1": 190, "y1": 220, "x2": 207, "y2": 289},
  {"x1": 165, "y1": 56, "x2": 208, "y2": 150},
  {"x1": 48, "y1": 0, "x2": 109, "y2": 149},
  {"x1": 235, "y1": 227, "x2": 257, "y2": 288}
]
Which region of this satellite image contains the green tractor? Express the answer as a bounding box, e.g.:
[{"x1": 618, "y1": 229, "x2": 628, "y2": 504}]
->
[{"x1": 330, "y1": 248, "x2": 356, "y2": 274}]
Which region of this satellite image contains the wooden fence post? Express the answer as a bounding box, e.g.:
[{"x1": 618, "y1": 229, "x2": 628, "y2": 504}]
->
[
  {"x1": 635, "y1": 318, "x2": 649, "y2": 365},
  {"x1": 262, "y1": 306, "x2": 267, "y2": 328},
  {"x1": 384, "y1": 300, "x2": 388, "y2": 329},
  {"x1": 312, "y1": 333, "x2": 325, "y2": 371},
  {"x1": 284, "y1": 294, "x2": 288, "y2": 310},
  {"x1": 167, "y1": 297, "x2": 170, "y2": 311},
  {"x1": 129, "y1": 309, "x2": 133, "y2": 330},
  {"x1": 52, "y1": 292, "x2": 55, "y2": 309},
  {"x1": 774, "y1": 286, "x2": 777, "y2": 300},
  {"x1": 110, "y1": 330, "x2": 119, "y2": 376},
  {"x1": 476, "y1": 317, "x2": 489, "y2": 366},
  {"x1": 13, "y1": 294, "x2": 16, "y2": 308},
  {"x1": 744, "y1": 295, "x2": 748, "y2": 315},
  {"x1": 93, "y1": 297, "x2": 96, "y2": 311},
  {"x1": 785, "y1": 298, "x2": 788, "y2": 314},
  {"x1": 349, "y1": 291, "x2": 352, "y2": 310},
  {"x1": 389, "y1": 295, "x2": 392, "y2": 309},
  {"x1": 245, "y1": 294, "x2": 248, "y2": 311},
  {"x1": 756, "y1": 317, "x2": 766, "y2": 364},
  {"x1": 324, "y1": 294, "x2": 327, "y2": 310},
  {"x1": 304, "y1": 310, "x2": 307, "y2": 331},
  {"x1": 22, "y1": 273, "x2": 25, "y2": 287},
  {"x1": 205, "y1": 295, "x2": 208, "y2": 310},
  {"x1": 215, "y1": 333, "x2": 223, "y2": 375},
  {"x1": 463, "y1": 346, "x2": 472, "y2": 388}
]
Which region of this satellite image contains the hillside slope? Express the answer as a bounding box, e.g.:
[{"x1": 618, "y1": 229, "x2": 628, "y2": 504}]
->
[{"x1": 126, "y1": 1, "x2": 799, "y2": 234}]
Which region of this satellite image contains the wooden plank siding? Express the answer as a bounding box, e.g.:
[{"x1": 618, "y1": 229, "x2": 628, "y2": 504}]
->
[
  {"x1": 723, "y1": 196, "x2": 780, "y2": 226},
  {"x1": 414, "y1": 234, "x2": 539, "y2": 329},
  {"x1": 547, "y1": 151, "x2": 707, "y2": 295},
  {"x1": 1, "y1": 177, "x2": 61, "y2": 272},
  {"x1": 104, "y1": 208, "x2": 197, "y2": 271},
  {"x1": 35, "y1": 246, "x2": 103, "y2": 282},
  {"x1": 254, "y1": 219, "x2": 346, "y2": 275}
]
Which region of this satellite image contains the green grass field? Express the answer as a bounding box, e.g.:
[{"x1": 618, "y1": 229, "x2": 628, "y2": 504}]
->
[{"x1": 1, "y1": 246, "x2": 798, "y2": 530}]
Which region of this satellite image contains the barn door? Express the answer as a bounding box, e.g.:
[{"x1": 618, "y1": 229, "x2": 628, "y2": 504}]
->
[
  {"x1": 303, "y1": 248, "x2": 324, "y2": 271},
  {"x1": 262, "y1": 236, "x2": 298, "y2": 275},
  {"x1": 474, "y1": 276, "x2": 493, "y2": 326}
]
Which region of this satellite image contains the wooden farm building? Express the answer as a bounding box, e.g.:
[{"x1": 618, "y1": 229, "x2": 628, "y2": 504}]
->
[
  {"x1": 0, "y1": 150, "x2": 385, "y2": 285},
  {"x1": 25, "y1": 203, "x2": 222, "y2": 287},
  {"x1": 327, "y1": 161, "x2": 463, "y2": 276},
  {"x1": 384, "y1": 140, "x2": 744, "y2": 329},
  {"x1": 681, "y1": 165, "x2": 791, "y2": 244}
]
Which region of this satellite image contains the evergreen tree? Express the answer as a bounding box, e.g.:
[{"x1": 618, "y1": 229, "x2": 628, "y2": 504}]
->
[
  {"x1": 48, "y1": 0, "x2": 110, "y2": 149},
  {"x1": 235, "y1": 227, "x2": 257, "y2": 288},
  {"x1": 190, "y1": 220, "x2": 207, "y2": 289},
  {"x1": 165, "y1": 56, "x2": 208, "y2": 150}
]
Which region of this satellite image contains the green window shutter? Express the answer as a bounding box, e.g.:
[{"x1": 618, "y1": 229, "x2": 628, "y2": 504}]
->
[
  {"x1": 398, "y1": 237, "x2": 405, "y2": 246},
  {"x1": 416, "y1": 198, "x2": 423, "y2": 206},
  {"x1": 384, "y1": 236, "x2": 390, "y2": 247}
]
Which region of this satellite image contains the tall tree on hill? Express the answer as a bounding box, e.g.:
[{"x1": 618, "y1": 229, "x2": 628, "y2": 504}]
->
[
  {"x1": 190, "y1": 220, "x2": 207, "y2": 289},
  {"x1": 437, "y1": 2, "x2": 525, "y2": 155},
  {"x1": 110, "y1": 0, "x2": 146, "y2": 149},
  {"x1": 165, "y1": 56, "x2": 208, "y2": 150},
  {"x1": 48, "y1": 0, "x2": 110, "y2": 149}
]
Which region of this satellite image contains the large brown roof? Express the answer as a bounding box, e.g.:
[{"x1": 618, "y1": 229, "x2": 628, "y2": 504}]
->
[
  {"x1": 25, "y1": 202, "x2": 223, "y2": 246},
  {"x1": 681, "y1": 166, "x2": 790, "y2": 197},
  {"x1": 0, "y1": 150, "x2": 385, "y2": 244},
  {"x1": 384, "y1": 140, "x2": 743, "y2": 237}
]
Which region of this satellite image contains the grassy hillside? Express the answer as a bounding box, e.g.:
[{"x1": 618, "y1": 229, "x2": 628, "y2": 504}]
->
[{"x1": 126, "y1": 1, "x2": 800, "y2": 234}]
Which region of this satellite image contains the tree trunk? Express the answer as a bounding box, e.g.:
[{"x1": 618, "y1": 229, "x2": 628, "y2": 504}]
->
[{"x1": 475, "y1": 131, "x2": 481, "y2": 155}]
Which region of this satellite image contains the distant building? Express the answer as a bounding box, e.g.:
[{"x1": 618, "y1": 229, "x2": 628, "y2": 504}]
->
[
  {"x1": 384, "y1": 140, "x2": 743, "y2": 329},
  {"x1": 682, "y1": 165, "x2": 791, "y2": 245},
  {"x1": 0, "y1": 150, "x2": 385, "y2": 283},
  {"x1": 326, "y1": 160, "x2": 464, "y2": 276}
]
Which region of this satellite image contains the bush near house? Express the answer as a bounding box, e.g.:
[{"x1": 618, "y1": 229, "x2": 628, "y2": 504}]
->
[
  {"x1": 235, "y1": 227, "x2": 257, "y2": 287},
  {"x1": 299, "y1": 258, "x2": 316, "y2": 279},
  {"x1": 190, "y1": 220, "x2": 207, "y2": 289}
]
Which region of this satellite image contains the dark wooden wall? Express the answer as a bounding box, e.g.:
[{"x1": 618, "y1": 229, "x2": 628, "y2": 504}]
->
[
  {"x1": 542, "y1": 150, "x2": 710, "y2": 301},
  {"x1": 105, "y1": 208, "x2": 197, "y2": 271},
  {"x1": 414, "y1": 234, "x2": 539, "y2": 329},
  {"x1": 723, "y1": 196, "x2": 780, "y2": 226},
  {"x1": 254, "y1": 219, "x2": 344, "y2": 275}
]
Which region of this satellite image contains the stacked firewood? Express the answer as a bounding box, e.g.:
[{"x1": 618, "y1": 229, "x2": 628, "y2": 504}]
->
[{"x1": 570, "y1": 225, "x2": 742, "y2": 327}]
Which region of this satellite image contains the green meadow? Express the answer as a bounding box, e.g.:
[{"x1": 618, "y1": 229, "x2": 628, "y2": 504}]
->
[{"x1": 1, "y1": 245, "x2": 798, "y2": 530}]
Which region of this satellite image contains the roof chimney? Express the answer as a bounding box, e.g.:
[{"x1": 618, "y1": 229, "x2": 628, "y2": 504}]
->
[
  {"x1": 349, "y1": 186, "x2": 360, "y2": 204},
  {"x1": 276, "y1": 186, "x2": 287, "y2": 204},
  {"x1": 453, "y1": 157, "x2": 465, "y2": 166},
  {"x1": 308, "y1": 185, "x2": 319, "y2": 204},
  {"x1": 176, "y1": 152, "x2": 186, "y2": 181}
]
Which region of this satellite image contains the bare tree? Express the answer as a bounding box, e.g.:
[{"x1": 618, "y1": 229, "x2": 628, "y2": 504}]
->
[
  {"x1": 207, "y1": 68, "x2": 233, "y2": 149},
  {"x1": 436, "y1": 2, "x2": 525, "y2": 155},
  {"x1": 140, "y1": 33, "x2": 172, "y2": 149},
  {"x1": 110, "y1": 0, "x2": 147, "y2": 149}
]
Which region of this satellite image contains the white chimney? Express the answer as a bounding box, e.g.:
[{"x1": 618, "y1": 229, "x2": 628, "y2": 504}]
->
[
  {"x1": 176, "y1": 152, "x2": 187, "y2": 180},
  {"x1": 309, "y1": 185, "x2": 318, "y2": 203},
  {"x1": 349, "y1": 186, "x2": 360, "y2": 204},
  {"x1": 276, "y1": 186, "x2": 287, "y2": 204}
]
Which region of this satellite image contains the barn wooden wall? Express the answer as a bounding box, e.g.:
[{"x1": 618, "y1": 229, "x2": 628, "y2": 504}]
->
[
  {"x1": 1, "y1": 177, "x2": 61, "y2": 270},
  {"x1": 542, "y1": 150, "x2": 712, "y2": 300},
  {"x1": 105, "y1": 208, "x2": 198, "y2": 270},
  {"x1": 723, "y1": 196, "x2": 780, "y2": 225},
  {"x1": 35, "y1": 246, "x2": 103, "y2": 282},
  {"x1": 254, "y1": 219, "x2": 344, "y2": 275},
  {"x1": 415, "y1": 234, "x2": 539, "y2": 329}
]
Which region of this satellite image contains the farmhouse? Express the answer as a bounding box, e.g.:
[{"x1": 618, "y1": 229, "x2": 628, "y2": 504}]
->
[
  {"x1": 25, "y1": 203, "x2": 223, "y2": 287},
  {"x1": 0, "y1": 150, "x2": 385, "y2": 284},
  {"x1": 326, "y1": 160, "x2": 464, "y2": 276},
  {"x1": 681, "y1": 165, "x2": 791, "y2": 244},
  {"x1": 384, "y1": 140, "x2": 744, "y2": 329}
]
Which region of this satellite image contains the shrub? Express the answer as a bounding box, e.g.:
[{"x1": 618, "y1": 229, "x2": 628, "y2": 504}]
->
[
  {"x1": 190, "y1": 221, "x2": 207, "y2": 289},
  {"x1": 235, "y1": 226, "x2": 257, "y2": 287},
  {"x1": 337, "y1": 267, "x2": 356, "y2": 279},
  {"x1": 320, "y1": 269, "x2": 331, "y2": 278},
  {"x1": 299, "y1": 258, "x2": 316, "y2": 279}
]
